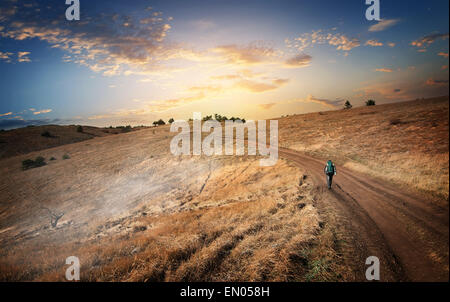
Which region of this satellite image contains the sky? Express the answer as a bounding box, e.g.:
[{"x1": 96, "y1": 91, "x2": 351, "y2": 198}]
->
[{"x1": 0, "y1": 0, "x2": 449, "y2": 129}]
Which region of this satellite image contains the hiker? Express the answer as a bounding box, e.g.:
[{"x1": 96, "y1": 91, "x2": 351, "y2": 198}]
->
[{"x1": 324, "y1": 160, "x2": 337, "y2": 189}]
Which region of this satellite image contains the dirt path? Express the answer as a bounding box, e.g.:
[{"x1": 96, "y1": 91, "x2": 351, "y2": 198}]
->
[{"x1": 280, "y1": 148, "x2": 449, "y2": 282}]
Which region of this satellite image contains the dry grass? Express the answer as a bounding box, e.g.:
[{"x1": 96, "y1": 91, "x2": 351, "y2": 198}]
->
[
  {"x1": 1, "y1": 96, "x2": 447, "y2": 281},
  {"x1": 278, "y1": 96, "x2": 449, "y2": 199},
  {"x1": 0, "y1": 124, "x2": 347, "y2": 281},
  {"x1": 0, "y1": 124, "x2": 147, "y2": 159}
]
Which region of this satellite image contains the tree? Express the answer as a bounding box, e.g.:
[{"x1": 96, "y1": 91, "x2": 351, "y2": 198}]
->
[
  {"x1": 202, "y1": 115, "x2": 213, "y2": 122},
  {"x1": 168, "y1": 118, "x2": 175, "y2": 124},
  {"x1": 344, "y1": 100, "x2": 352, "y2": 110},
  {"x1": 76, "y1": 125, "x2": 83, "y2": 133},
  {"x1": 366, "y1": 99, "x2": 376, "y2": 106},
  {"x1": 153, "y1": 119, "x2": 166, "y2": 126}
]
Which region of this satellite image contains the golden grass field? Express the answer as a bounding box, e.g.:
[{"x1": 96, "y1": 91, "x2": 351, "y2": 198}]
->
[
  {"x1": 0, "y1": 96, "x2": 448, "y2": 281},
  {"x1": 277, "y1": 96, "x2": 449, "y2": 199}
]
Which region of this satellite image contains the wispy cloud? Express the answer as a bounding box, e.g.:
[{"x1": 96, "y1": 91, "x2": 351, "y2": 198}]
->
[
  {"x1": 0, "y1": 51, "x2": 12, "y2": 62},
  {"x1": 258, "y1": 103, "x2": 277, "y2": 110},
  {"x1": 212, "y1": 42, "x2": 277, "y2": 66},
  {"x1": 375, "y1": 68, "x2": 393, "y2": 73},
  {"x1": 0, "y1": 1, "x2": 174, "y2": 76},
  {"x1": 33, "y1": 109, "x2": 52, "y2": 115},
  {"x1": 284, "y1": 54, "x2": 312, "y2": 68},
  {"x1": 0, "y1": 118, "x2": 62, "y2": 130},
  {"x1": 368, "y1": 19, "x2": 400, "y2": 32},
  {"x1": 438, "y1": 52, "x2": 449, "y2": 58},
  {"x1": 365, "y1": 39, "x2": 383, "y2": 47},
  {"x1": 425, "y1": 78, "x2": 449, "y2": 86},
  {"x1": 17, "y1": 51, "x2": 31, "y2": 62},
  {"x1": 291, "y1": 94, "x2": 345, "y2": 109},
  {"x1": 235, "y1": 79, "x2": 278, "y2": 93},
  {"x1": 327, "y1": 34, "x2": 360, "y2": 51},
  {"x1": 411, "y1": 33, "x2": 449, "y2": 51},
  {"x1": 0, "y1": 112, "x2": 12, "y2": 117},
  {"x1": 286, "y1": 30, "x2": 360, "y2": 54}
]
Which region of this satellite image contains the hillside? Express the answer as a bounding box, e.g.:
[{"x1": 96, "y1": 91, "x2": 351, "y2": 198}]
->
[
  {"x1": 0, "y1": 96, "x2": 448, "y2": 281},
  {"x1": 0, "y1": 125, "x2": 148, "y2": 159},
  {"x1": 277, "y1": 96, "x2": 449, "y2": 199}
]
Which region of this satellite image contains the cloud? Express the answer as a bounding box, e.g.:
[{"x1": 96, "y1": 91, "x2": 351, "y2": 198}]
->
[
  {"x1": 357, "y1": 77, "x2": 449, "y2": 101},
  {"x1": 0, "y1": 1, "x2": 174, "y2": 76},
  {"x1": 327, "y1": 34, "x2": 360, "y2": 51},
  {"x1": 258, "y1": 103, "x2": 277, "y2": 110},
  {"x1": 368, "y1": 19, "x2": 400, "y2": 32},
  {"x1": 438, "y1": 52, "x2": 449, "y2": 58},
  {"x1": 272, "y1": 78, "x2": 289, "y2": 86},
  {"x1": 212, "y1": 42, "x2": 277, "y2": 66},
  {"x1": 425, "y1": 78, "x2": 449, "y2": 86},
  {"x1": 442, "y1": 65, "x2": 448, "y2": 70},
  {"x1": 284, "y1": 54, "x2": 312, "y2": 68},
  {"x1": 17, "y1": 51, "x2": 31, "y2": 62},
  {"x1": 0, "y1": 51, "x2": 31, "y2": 62},
  {"x1": 375, "y1": 68, "x2": 393, "y2": 73},
  {"x1": 292, "y1": 94, "x2": 345, "y2": 109},
  {"x1": 235, "y1": 79, "x2": 278, "y2": 93},
  {"x1": 0, "y1": 112, "x2": 12, "y2": 117},
  {"x1": 387, "y1": 42, "x2": 396, "y2": 47},
  {"x1": 33, "y1": 109, "x2": 52, "y2": 115},
  {"x1": 286, "y1": 30, "x2": 360, "y2": 55},
  {"x1": 0, "y1": 51, "x2": 13, "y2": 62},
  {"x1": 411, "y1": 33, "x2": 449, "y2": 51},
  {"x1": 365, "y1": 39, "x2": 383, "y2": 47},
  {"x1": 0, "y1": 118, "x2": 62, "y2": 130},
  {"x1": 234, "y1": 77, "x2": 288, "y2": 93}
]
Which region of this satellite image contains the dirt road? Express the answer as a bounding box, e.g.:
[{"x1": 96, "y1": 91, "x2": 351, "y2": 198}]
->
[{"x1": 280, "y1": 148, "x2": 449, "y2": 282}]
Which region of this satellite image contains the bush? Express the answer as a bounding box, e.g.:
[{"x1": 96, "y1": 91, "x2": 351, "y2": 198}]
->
[
  {"x1": 344, "y1": 100, "x2": 352, "y2": 109},
  {"x1": 50, "y1": 156, "x2": 56, "y2": 161},
  {"x1": 168, "y1": 118, "x2": 175, "y2": 124},
  {"x1": 62, "y1": 154, "x2": 70, "y2": 160},
  {"x1": 152, "y1": 119, "x2": 166, "y2": 126},
  {"x1": 366, "y1": 100, "x2": 376, "y2": 106},
  {"x1": 77, "y1": 125, "x2": 83, "y2": 133},
  {"x1": 121, "y1": 125, "x2": 132, "y2": 133},
  {"x1": 22, "y1": 156, "x2": 46, "y2": 170},
  {"x1": 41, "y1": 131, "x2": 53, "y2": 137}
]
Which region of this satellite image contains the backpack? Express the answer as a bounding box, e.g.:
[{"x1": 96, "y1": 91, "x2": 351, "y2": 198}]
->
[{"x1": 326, "y1": 161, "x2": 334, "y2": 173}]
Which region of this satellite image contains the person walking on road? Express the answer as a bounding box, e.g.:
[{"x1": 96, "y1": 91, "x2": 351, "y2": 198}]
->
[{"x1": 324, "y1": 160, "x2": 337, "y2": 189}]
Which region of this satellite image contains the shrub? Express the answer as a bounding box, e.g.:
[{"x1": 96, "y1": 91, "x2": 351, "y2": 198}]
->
[
  {"x1": 41, "y1": 131, "x2": 53, "y2": 137},
  {"x1": 168, "y1": 118, "x2": 175, "y2": 124},
  {"x1": 22, "y1": 156, "x2": 46, "y2": 170},
  {"x1": 50, "y1": 157, "x2": 56, "y2": 161},
  {"x1": 214, "y1": 114, "x2": 228, "y2": 122},
  {"x1": 152, "y1": 119, "x2": 166, "y2": 126},
  {"x1": 121, "y1": 125, "x2": 132, "y2": 133},
  {"x1": 389, "y1": 119, "x2": 404, "y2": 125},
  {"x1": 77, "y1": 125, "x2": 83, "y2": 133},
  {"x1": 344, "y1": 100, "x2": 352, "y2": 109},
  {"x1": 366, "y1": 100, "x2": 376, "y2": 106},
  {"x1": 62, "y1": 154, "x2": 70, "y2": 160}
]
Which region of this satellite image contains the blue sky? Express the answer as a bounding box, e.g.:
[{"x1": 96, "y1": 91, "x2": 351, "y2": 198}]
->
[{"x1": 0, "y1": 0, "x2": 448, "y2": 129}]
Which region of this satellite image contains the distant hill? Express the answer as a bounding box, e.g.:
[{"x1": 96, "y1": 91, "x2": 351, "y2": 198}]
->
[{"x1": 0, "y1": 125, "x2": 147, "y2": 159}]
